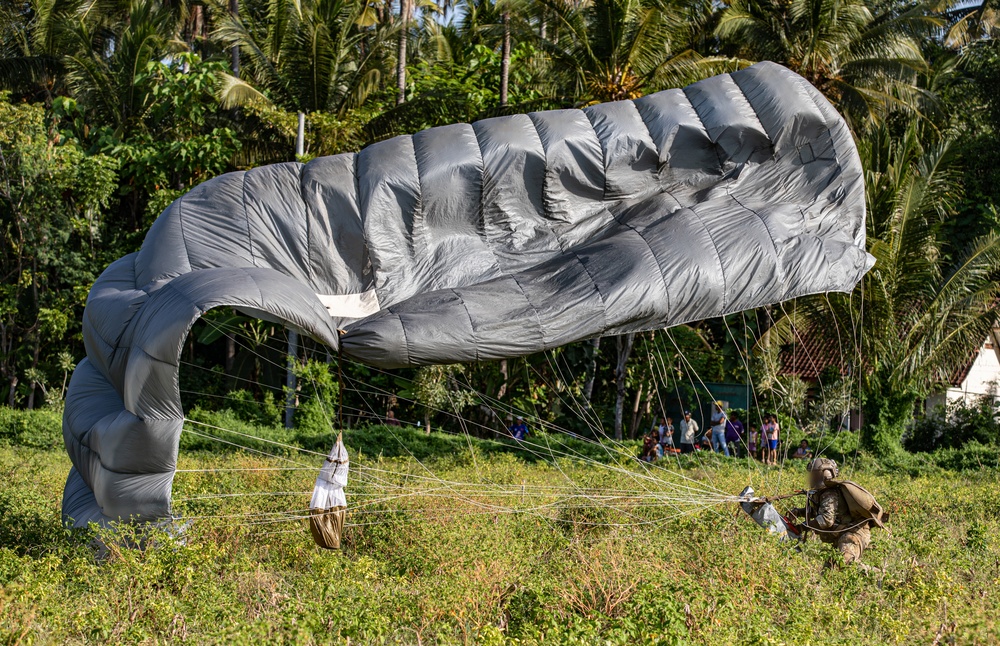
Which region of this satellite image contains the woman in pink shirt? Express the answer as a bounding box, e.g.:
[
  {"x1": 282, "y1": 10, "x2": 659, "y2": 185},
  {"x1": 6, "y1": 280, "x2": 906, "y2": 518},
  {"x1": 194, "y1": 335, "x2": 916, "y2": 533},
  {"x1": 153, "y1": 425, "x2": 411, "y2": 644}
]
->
[{"x1": 765, "y1": 415, "x2": 780, "y2": 465}]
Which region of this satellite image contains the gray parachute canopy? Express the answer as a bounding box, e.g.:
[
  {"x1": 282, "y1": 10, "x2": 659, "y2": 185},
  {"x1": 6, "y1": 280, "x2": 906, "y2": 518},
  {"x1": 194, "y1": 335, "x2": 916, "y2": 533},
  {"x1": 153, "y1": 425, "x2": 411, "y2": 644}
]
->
[{"x1": 63, "y1": 62, "x2": 873, "y2": 527}]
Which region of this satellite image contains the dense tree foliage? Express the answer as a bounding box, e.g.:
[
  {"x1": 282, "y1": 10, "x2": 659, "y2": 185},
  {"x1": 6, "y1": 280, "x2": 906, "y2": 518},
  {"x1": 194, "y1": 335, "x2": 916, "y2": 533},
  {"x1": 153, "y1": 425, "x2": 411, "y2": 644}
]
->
[{"x1": 1, "y1": 0, "x2": 998, "y2": 458}]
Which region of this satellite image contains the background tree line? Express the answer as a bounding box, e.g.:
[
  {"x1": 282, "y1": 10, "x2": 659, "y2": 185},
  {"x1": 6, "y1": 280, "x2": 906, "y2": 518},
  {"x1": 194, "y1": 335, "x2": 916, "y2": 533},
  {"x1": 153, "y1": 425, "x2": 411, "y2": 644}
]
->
[{"x1": 1, "y1": 0, "x2": 999, "y2": 457}]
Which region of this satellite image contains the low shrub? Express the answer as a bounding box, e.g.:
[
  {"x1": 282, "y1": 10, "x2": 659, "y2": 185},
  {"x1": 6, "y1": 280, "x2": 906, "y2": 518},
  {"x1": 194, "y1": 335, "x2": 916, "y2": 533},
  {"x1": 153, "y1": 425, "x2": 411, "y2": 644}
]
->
[
  {"x1": 0, "y1": 407, "x2": 62, "y2": 449},
  {"x1": 906, "y1": 398, "x2": 1000, "y2": 452}
]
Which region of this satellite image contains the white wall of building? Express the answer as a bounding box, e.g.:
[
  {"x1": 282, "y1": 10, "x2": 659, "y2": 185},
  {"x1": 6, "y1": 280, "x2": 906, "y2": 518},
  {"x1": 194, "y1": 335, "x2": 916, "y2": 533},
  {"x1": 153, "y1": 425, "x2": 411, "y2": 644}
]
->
[{"x1": 925, "y1": 331, "x2": 1000, "y2": 415}]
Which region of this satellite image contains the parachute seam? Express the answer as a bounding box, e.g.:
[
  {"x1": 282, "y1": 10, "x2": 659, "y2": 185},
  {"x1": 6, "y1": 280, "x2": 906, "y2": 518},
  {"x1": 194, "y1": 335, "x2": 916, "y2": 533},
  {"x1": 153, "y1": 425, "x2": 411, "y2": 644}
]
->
[
  {"x1": 728, "y1": 67, "x2": 780, "y2": 146},
  {"x1": 470, "y1": 124, "x2": 544, "y2": 345},
  {"x1": 507, "y1": 271, "x2": 547, "y2": 347},
  {"x1": 579, "y1": 107, "x2": 608, "y2": 201},
  {"x1": 797, "y1": 74, "x2": 850, "y2": 217},
  {"x1": 685, "y1": 204, "x2": 730, "y2": 312},
  {"x1": 468, "y1": 124, "x2": 507, "y2": 281},
  {"x1": 603, "y1": 211, "x2": 674, "y2": 316},
  {"x1": 722, "y1": 71, "x2": 771, "y2": 155},
  {"x1": 75, "y1": 440, "x2": 169, "y2": 481},
  {"x1": 406, "y1": 136, "x2": 421, "y2": 267},
  {"x1": 713, "y1": 71, "x2": 784, "y2": 277},
  {"x1": 727, "y1": 191, "x2": 784, "y2": 286},
  {"x1": 298, "y1": 162, "x2": 313, "y2": 285},
  {"x1": 242, "y1": 170, "x2": 256, "y2": 267},
  {"x1": 176, "y1": 196, "x2": 194, "y2": 273},
  {"x1": 681, "y1": 85, "x2": 726, "y2": 174},
  {"x1": 396, "y1": 310, "x2": 413, "y2": 365},
  {"x1": 525, "y1": 112, "x2": 568, "y2": 254},
  {"x1": 568, "y1": 250, "x2": 609, "y2": 332},
  {"x1": 631, "y1": 97, "x2": 660, "y2": 166},
  {"x1": 470, "y1": 124, "x2": 531, "y2": 292},
  {"x1": 451, "y1": 288, "x2": 479, "y2": 362}
]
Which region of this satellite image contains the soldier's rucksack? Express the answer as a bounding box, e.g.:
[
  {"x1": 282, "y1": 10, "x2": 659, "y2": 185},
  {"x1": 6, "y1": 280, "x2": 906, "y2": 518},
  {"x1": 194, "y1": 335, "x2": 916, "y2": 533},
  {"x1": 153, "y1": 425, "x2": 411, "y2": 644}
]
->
[{"x1": 827, "y1": 479, "x2": 888, "y2": 530}]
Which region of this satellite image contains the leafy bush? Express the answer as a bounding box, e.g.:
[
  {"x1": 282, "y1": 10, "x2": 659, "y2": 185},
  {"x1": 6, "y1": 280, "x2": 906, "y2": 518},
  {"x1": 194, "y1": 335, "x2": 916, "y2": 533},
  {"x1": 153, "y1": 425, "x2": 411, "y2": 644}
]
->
[
  {"x1": 906, "y1": 398, "x2": 1000, "y2": 452},
  {"x1": 224, "y1": 389, "x2": 282, "y2": 428},
  {"x1": 0, "y1": 407, "x2": 62, "y2": 449}
]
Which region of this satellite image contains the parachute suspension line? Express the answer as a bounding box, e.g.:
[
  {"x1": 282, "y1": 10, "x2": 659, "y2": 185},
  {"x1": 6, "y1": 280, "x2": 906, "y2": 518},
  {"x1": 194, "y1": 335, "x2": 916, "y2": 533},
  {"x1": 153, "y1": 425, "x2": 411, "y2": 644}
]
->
[
  {"x1": 525, "y1": 354, "x2": 662, "y2": 498},
  {"x1": 720, "y1": 314, "x2": 768, "y2": 485},
  {"x1": 280, "y1": 358, "x2": 726, "y2": 509},
  {"x1": 809, "y1": 292, "x2": 854, "y2": 459},
  {"x1": 180, "y1": 425, "x2": 314, "y2": 467},
  {"x1": 446, "y1": 360, "x2": 733, "y2": 499},
  {"x1": 661, "y1": 329, "x2": 718, "y2": 475},
  {"x1": 351, "y1": 368, "x2": 730, "y2": 502},
  {"x1": 184, "y1": 418, "x2": 329, "y2": 459},
  {"x1": 851, "y1": 277, "x2": 865, "y2": 476},
  {"x1": 337, "y1": 333, "x2": 344, "y2": 430},
  {"x1": 643, "y1": 339, "x2": 683, "y2": 471},
  {"x1": 184, "y1": 311, "x2": 737, "y2": 523},
  {"x1": 542, "y1": 349, "x2": 605, "y2": 436}
]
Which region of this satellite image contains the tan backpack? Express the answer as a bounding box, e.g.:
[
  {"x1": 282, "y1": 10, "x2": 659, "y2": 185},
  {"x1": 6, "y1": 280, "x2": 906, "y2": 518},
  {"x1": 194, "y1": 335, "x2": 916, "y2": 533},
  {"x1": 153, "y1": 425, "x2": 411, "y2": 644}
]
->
[{"x1": 827, "y1": 479, "x2": 888, "y2": 530}]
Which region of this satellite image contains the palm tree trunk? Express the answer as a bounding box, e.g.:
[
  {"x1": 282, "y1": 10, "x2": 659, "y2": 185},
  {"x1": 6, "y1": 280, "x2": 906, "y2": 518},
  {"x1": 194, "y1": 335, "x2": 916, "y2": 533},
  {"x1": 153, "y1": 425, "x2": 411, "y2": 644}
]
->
[
  {"x1": 229, "y1": 0, "x2": 240, "y2": 74},
  {"x1": 500, "y1": 11, "x2": 511, "y2": 107},
  {"x1": 498, "y1": 358, "x2": 508, "y2": 399},
  {"x1": 613, "y1": 333, "x2": 635, "y2": 441},
  {"x1": 583, "y1": 337, "x2": 600, "y2": 407},
  {"x1": 225, "y1": 335, "x2": 235, "y2": 373},
  {"x1": 396, "y1": 0, "x2": 411, "y2": 105},
  {"x1": 630, "y1": 383, "x2": 643, "y2": 439}
]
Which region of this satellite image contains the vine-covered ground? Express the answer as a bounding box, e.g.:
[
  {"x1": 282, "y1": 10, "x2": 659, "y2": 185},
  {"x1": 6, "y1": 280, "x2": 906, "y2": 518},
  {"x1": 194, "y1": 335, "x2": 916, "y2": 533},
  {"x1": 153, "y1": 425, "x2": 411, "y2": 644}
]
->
[{"x1": 2, "y1": 412, "x2": 999, "y2": 644}]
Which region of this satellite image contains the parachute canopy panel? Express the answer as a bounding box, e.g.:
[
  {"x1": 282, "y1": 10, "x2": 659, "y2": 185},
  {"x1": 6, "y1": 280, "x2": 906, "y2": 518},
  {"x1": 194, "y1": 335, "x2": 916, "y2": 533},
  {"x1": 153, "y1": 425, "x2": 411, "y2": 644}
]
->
[{"x1": 63, "y1": 61, "x2": 872, "y2": 527}]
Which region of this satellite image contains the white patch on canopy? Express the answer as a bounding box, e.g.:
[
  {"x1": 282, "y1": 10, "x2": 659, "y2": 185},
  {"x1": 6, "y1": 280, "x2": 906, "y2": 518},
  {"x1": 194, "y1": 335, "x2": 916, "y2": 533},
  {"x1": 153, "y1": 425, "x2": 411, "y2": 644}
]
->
[{"x1": 317, "y1": 290, "x2": 381, "y2": 320}]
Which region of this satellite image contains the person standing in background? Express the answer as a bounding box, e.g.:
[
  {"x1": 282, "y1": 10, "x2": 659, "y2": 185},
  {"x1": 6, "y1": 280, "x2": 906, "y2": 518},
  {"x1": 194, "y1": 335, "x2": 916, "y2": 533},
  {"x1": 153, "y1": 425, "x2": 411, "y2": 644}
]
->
[
  {"x1": 679, "y1": 410, "x2": 699, "y2": 454},
  {"x1": 725, "y1": 412, "x2": 745, "y2": 458},
  {"x1": 765, "y1": 414, "x2": 780, "y2": 465},
  {"x1": 710, "y1": 401, "x2": 729, "y2": 456}
]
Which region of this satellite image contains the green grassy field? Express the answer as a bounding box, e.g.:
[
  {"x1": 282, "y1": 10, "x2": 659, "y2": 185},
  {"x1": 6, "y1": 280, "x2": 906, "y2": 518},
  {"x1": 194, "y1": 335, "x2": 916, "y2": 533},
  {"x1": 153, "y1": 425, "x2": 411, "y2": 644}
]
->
[{"x1": 3, "y1": 411, "x2": 1000, "y2": 644}]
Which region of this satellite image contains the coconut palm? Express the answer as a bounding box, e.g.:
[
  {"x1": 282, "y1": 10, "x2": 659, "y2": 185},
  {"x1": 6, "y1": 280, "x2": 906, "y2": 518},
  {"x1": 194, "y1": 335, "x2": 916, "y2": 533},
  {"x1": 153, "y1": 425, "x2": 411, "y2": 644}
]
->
[
  {"x1": 0, "y1": 0, "x2": 187, "y2": 110},
  {"x1": 530, "y1": 0, "x2": 735, "y2": 104},
  {"x1": 0, "y1": 0, "x2": 74, "y2": 101},
  {"x1": 212, "y1": 0, "x2": 389, "y2": 114},
  {"x1": 944, "y1": 0, "x2": 999, "y2": 48},
  {"x1": 772, "y1": 124, "x2": 1000, "y2": 456},
  {"x1": 715, "y1": 0, "x2": 942, "y2": 129},
  {"x1": 60, "y1": 0, "x2": 188, "y2": 135}
]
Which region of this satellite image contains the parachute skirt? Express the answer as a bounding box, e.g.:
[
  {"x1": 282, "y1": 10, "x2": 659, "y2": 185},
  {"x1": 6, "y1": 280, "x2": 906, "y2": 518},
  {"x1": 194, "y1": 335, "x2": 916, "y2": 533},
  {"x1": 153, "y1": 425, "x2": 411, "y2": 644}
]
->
[{"x1": 62, "y1": 62, "x2": 874, "y2": 527}]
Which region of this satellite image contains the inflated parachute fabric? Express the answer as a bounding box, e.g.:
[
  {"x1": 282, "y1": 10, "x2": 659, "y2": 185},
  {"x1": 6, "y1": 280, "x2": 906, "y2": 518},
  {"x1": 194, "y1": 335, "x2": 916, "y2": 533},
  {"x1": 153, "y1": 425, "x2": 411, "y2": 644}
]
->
[{"x1": 63, "y1": 62, "x2": 874, "y2": 527}]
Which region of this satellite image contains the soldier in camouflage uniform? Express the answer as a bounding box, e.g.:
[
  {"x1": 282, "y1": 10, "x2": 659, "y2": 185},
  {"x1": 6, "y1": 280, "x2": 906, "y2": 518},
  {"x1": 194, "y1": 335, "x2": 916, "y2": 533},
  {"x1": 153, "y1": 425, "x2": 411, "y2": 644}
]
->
[{"x1": 789, "y1": 458, "x2": 885, "y2": 566}]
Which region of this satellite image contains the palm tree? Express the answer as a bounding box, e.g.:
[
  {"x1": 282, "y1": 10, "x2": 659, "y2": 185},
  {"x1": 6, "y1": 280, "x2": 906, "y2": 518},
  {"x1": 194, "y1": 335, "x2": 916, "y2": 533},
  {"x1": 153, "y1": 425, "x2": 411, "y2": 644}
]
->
[
  {"x1": 213, "y1": 0, "x2": 388, "y2": 115},
  {"x1": 0, "y1": 0, "x2": 72, "y2": 102},
  {"x1": 530, "y1": 0, "x2": 732, "y2": 104},
  {"x1": 0, "y1": 0, "x2": 188, "y2": 109},
  {"x1": 396, "y1": 0, "x2": 412, "y2": 103},
  {"x1": 772, "y1": 124, "x2": 1000, "y2": 456},
  {"x1": 60, "y1": 0, "x2": 187, "y2": 135},
  {"x1": 944, "y1": 0, "x2": 999, "y2": 48},
  {"x1": 715, "y1": 0, "x2": 942, "y2": 130}
]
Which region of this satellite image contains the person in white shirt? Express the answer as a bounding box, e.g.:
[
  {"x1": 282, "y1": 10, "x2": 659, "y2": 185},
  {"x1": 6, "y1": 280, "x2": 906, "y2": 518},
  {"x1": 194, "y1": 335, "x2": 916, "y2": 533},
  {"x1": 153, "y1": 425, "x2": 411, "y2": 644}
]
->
[{"x1": 679, "y1": 410, "x2": 699, "y2": 454}]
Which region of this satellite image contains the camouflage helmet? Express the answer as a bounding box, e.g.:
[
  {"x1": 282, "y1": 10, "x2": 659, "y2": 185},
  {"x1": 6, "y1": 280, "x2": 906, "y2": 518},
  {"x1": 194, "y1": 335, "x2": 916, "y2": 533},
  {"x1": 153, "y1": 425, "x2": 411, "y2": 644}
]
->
[{"x1": 807, "y1": 458, "x2": 839, "y2": 482}]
